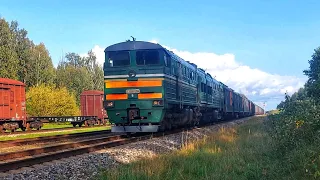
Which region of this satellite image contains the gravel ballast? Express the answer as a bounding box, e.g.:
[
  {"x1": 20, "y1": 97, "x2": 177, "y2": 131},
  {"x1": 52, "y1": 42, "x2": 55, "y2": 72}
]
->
[{"x1": 0, "y1": 118, "x2": 250, "y2": 180}]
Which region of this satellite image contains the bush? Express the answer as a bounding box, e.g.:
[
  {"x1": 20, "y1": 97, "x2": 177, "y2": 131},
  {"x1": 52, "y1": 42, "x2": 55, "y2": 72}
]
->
[
  {"x1": 267, "y1": 100, "x2": 320, "y2": 151},
  {"x1": 26, "y1": 84, "x2": 80, "y2": 116}
]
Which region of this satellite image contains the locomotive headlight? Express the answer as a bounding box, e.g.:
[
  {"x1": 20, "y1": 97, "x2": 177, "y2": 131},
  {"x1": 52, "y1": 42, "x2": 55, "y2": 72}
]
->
[
  {"x1": 104, "y1": 101, "x2": 114, "y2": 108},
  {"x1": 153, "y1": 100, "x2": 163, "y2": 106},
  {"x1": 107, "y1": 101, "x2": 114, "y2": 107}
]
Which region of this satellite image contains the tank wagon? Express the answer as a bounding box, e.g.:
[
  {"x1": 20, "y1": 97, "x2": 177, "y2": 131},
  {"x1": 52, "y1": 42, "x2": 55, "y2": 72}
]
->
[{"x1": 103, "y1": 40, "x2": 264, "y2": 133}]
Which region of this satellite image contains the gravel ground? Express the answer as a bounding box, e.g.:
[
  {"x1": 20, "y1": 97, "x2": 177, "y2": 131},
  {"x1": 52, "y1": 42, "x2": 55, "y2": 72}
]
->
[{"x1": 0, "y1": 118, "x2": 249, "y2": 180}]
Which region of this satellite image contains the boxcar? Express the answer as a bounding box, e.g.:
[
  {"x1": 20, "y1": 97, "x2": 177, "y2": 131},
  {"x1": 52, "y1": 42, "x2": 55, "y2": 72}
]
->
[
  {"x1": 80, "y1": 90, "x2": 108, "y2": 126},
  {"x1": 0, "y1": 78, "x2": 27, "y2": 132}
]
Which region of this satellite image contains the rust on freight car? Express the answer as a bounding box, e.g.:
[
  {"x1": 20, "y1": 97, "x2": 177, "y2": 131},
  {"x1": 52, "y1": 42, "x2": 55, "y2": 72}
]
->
[
  {"x1": 80, "y1": 90, "x2": 108, "y2": 125},
  {"x1": 0, "y1": 78, "x2": 27, "y2": 132}
]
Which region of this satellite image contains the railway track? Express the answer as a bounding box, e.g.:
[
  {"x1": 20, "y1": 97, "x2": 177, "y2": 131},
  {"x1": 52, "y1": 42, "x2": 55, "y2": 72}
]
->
[
  {"x1": 1, "y1": 125, "x2": 109, "y2": 136},
  {"x1": 0, "y1": 127, "x2": 188, "y2": 173},
  {"x1": 0, "y1": 129, "x2": 112, "y2": 146},
  {"x1": 0, "y1": 118, "x2": 244, "y2": 173}
]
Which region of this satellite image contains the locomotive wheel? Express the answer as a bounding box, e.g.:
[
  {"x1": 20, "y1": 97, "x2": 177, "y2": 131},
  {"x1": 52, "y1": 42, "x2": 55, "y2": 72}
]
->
[
  {"x1": 166, "y1": 121, "x2": 172, "y2": 130},
  {"x1": 126, "y1": 132, "x2": 132, "y2": 137}
]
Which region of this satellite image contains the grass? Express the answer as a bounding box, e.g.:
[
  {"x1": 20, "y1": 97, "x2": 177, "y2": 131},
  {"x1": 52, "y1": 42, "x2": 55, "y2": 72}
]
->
[
  {"x1": 41, "y1": 122, "x2": 74, "y2": 129},
  {"x1": 97, "y1": 117, "x2": 320, "y2": 180},
  {"x1": 0, "y1": 125, "x2": 110, "y2": 141}
]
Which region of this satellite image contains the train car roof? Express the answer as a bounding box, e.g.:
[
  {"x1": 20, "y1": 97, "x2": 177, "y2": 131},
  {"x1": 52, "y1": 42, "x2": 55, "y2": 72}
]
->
[
  {"x1": 0, "y1": 78, "x2": 25, "y2": 86},
  {"x1": 81, "y1": 90, "x2": 104, "y2": 95}
]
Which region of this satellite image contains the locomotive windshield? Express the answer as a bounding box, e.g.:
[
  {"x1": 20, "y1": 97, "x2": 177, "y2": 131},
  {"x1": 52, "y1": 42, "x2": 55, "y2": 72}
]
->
[
  {"x1": 136, "y1": 50, "x2": 160, "y2": 65},
  {"x1": 107, "y1": 51, "x2": 130, "y2": 67}
]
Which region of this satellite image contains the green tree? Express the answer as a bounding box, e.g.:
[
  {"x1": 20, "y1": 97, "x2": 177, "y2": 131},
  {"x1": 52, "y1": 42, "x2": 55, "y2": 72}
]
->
[
  {"x1": 9, "y1": 20, "x2": 33, "y2": 83},
  {"x1": 26, "y1": 84, "x2": 80, "y2": 116},
  {"x1": 0, "y1": 18, "x2": 19, "y2": 79},
  {"x1": 56, "y1": 60, "x2": 92, "y2": 104},
  {"x1": 56, "y1": 51, "x2": 104, "y2": 104},
  {"x1": 83, "y1": 50, "x2": 104, "y2": 90},
  {"x1": 25, "y1": 43, "x2": 56, "y2": 87},
  {"x1": 303, "y1": 47, "x2": 320, "y2": 103}
]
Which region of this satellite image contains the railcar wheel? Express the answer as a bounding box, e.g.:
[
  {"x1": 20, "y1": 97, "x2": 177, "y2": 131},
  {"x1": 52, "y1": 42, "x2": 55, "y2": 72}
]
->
[
  {"x1": 26, "y1": 123, "x2": 31, "y2": 131},
  {"x1": 0, "y1": 125, "x2": 5, "y2": 133},
  {"x1": 21, "y1": 127, "x2": 26, "y2": 131}
]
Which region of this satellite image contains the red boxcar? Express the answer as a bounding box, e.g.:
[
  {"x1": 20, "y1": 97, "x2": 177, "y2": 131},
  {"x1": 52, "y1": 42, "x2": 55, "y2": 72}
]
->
[
  {"x1": 80, "y1": 90, "x2": 108, "y2": 125},
  {"x1": 0, "y1": 78, "x2": 27, "y2": 132}
]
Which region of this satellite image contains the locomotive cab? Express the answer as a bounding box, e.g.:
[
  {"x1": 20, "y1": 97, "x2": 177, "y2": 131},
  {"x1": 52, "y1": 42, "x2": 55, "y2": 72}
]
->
[{"x1": 104, "y1": 41, "x2": 168, "y2": 132}]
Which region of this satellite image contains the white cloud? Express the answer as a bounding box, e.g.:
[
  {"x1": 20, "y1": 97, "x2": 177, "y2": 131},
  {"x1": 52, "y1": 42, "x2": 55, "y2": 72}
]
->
[
  {"x1": 85, "y1": 40, "x2": 307, "y2": 110},
  {"x1": 80, "y1": 45, "x2": 105, "y2": 65}
]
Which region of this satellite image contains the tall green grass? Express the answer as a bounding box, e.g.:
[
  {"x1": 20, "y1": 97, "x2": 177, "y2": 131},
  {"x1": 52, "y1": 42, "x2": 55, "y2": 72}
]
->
[{"x1": 97, "y1": 117, "x2": 320, "y2": 180}]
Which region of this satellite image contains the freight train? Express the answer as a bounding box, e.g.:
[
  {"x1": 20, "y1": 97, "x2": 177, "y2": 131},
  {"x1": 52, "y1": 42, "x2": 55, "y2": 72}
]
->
[
  {"x1": 0, "y1": 78, "x2": 108, "y2": 133},
  {"x1": 103, "y1": 40, "x2": 264, "y2": 133}
]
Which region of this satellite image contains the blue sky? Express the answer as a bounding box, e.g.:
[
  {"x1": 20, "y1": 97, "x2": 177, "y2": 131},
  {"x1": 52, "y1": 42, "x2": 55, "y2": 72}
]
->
[{"x1": 1, "y1": 0, "x2": 319, "y2": 110}]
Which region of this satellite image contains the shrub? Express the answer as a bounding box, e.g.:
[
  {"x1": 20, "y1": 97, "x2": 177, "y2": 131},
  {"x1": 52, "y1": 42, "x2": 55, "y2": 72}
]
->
[
  {"x1": 267, "y1": 100, "x2": 320, "y2": 151},
  {"x1": 26, "y1": 84, "x2": 80, "y2": 116}
]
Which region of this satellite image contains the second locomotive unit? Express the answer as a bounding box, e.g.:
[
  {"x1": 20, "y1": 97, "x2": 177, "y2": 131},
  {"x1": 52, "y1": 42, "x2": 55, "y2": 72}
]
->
[{"x1": 103, "y1": 40, "x2": 264, "y2": 133}]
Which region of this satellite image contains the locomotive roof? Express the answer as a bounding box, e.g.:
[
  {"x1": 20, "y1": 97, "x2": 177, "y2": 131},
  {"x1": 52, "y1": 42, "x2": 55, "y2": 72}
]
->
[
  {"x1": 0, "y1": 78, "x2": 25, "y2": 86},
  {"x1": 104, "y1": 41, "x2": 164, "y2": 52},
  {"x1": 104, "y1": 40, "x2": 221, "y2": 82}
]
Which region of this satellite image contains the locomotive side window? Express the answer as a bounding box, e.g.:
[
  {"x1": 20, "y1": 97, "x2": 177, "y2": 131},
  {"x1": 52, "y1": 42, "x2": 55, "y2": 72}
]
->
[
  {"x1": 136, "y1": 50, "x2": 160, "y2": 65},
  {"x1": 164, "y1": 54, "x2": 171, "y2": 67},
  {"x1": 107, "y1": 51, "x2": 130, "y2": 67}
]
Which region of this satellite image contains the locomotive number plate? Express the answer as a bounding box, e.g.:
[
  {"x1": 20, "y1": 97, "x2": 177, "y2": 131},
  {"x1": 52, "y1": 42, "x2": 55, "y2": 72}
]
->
[{"x1": 126, "y1": 89, "x2": 140, "y2": 94}]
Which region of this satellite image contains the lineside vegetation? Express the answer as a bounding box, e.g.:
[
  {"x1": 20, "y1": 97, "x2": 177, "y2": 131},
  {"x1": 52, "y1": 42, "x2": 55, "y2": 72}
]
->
[{"x1": 97, "y1": 116, "x2": 319, "y2": 180}]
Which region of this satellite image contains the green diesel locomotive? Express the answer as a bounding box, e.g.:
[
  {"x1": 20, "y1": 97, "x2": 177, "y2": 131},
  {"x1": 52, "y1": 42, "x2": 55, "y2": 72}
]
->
[{"x1": 103, "y1": 40, "x2": 264, "y2": 133}]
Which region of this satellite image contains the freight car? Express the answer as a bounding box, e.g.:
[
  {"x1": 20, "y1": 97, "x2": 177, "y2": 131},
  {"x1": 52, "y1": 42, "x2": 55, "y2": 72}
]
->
[
  {"x1": 30, "y1": 90, "x2": 108, "y2": 127},
  {"x1": 0, "y1": 78, "x2": 108, "y2": 132},
  {"x1": 0, "y1": 78, "x2": 42, "y2": 132},
  {"x1": 79, "y1": 90, "x2": 108, "y2": 126},
  {"x1": 103, "y1": 40, "x2": 264, "y2": 133}
]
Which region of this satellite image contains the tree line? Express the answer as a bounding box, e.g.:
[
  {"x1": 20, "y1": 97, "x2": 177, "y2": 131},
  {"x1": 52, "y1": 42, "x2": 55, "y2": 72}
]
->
[
  {"x1": 0, "y1": 17, "x2": 104, "y2": 116},
  {"x1": 267, "y1": 47, "x2": 320, "y2": 178}
]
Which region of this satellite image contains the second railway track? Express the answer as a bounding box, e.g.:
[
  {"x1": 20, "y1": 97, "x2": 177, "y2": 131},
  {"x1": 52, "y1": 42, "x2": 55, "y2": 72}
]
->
[{"x1": 0, "y1": 129, "x2": 112, "y2": 146}]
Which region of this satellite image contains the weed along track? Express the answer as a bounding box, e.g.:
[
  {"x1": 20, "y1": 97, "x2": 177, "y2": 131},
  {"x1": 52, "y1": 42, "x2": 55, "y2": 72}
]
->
[{"x1": 0, "y1": 118, "x2": 251, "y2": 174}]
